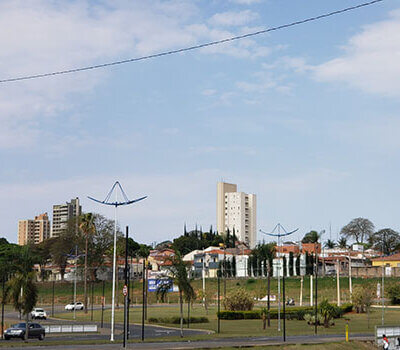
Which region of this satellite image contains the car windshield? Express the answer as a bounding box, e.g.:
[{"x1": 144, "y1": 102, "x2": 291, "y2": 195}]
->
[
  {"x1": 35, "y1": 309, "x2": 44, "y2": 312},
  {"x1": 12, "y1": 323, "x2": 26, "y2": 328}
]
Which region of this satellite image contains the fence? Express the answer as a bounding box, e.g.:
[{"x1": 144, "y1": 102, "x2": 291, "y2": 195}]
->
[{"x1": 44, "y1": 324, "x2": 98, "y2": 333}]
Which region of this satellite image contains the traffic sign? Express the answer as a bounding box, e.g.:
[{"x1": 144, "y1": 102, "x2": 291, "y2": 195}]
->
[{"x1": 123, "y1": 285, "x2": 128, "y2": 296}]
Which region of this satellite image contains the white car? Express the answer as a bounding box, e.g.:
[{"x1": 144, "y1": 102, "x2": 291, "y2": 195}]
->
[
  {"x1": 64, "y1": 302, "x2": 84, "y2": 311},
  {"x1": 31, "y1": 308, "x2": 47, "y2": 320}
]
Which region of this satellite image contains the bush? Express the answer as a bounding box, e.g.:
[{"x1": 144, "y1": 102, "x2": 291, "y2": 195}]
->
[
  {"x1": 224, "y1": 288, "x2": 254, "y2": 311},
  {"x1": 387, "y1": 282, "x2": 400, "y2": 305},
  {"x1": 148, "y1": 316, "x2": 209, "y2": 324},
  {"x1": 246, "y1": 278, "x2": 256, "y2": 285},
  {"x1": 217, "y1": 304, "x2": 353, "y2": 321},
  {"x1": 352, "y1": 285, "x2": 373, "y2": 313}
]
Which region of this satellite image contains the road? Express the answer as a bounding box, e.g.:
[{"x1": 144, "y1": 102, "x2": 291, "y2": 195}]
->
[
  {"x1": 0, "y1": 333, "x2": 375, "y2": 349},
  {"x1": 1, "y1": 305, "x2": 210, "y2": 345}
]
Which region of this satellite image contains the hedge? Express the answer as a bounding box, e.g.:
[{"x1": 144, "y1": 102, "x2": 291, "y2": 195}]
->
[
  {"x1": 148, "y1": 316, "x2": 209, "y2": 324},
  {"x1": 217, "y1": 304, "x2": 353, "y2": 320}
]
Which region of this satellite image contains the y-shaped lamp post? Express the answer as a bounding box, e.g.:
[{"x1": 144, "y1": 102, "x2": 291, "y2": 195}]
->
[{"x1": 88, "y1": 181, "x2": 147, "y2": 342}]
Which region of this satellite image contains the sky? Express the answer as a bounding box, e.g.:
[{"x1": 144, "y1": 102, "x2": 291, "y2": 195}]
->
[{"x1": 1, "y1": 0, "x2": 399, "y2": 245}]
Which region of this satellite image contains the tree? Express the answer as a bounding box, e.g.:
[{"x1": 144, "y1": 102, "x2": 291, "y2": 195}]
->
[
  {"x1": 87, "y1": 214, "x2": 117, "y2": 280},
  {"x1": 79, "y1": 213, "x2": 96, "y2": 314},
  {"x1": 340, "y1": 218, "x2": 374, "y2": 244},
  {"x1": 288, "y1": 252, "x2": 294, "y2": 276},
  {"x1": 295, "y1": 255, "x2": 300, "y2": 276},
  {"x1": 8, "y1": 246, "x2": 38, "y2": 341},
  {"x1": 337, "y1": 237, "x2": 348, "y2": 249},
  {"x1": 387, "y1": 282, "x2": 400, "y2": 305},
  {"x1": 30, "y1": 240, "x2": 52, "y2": 281},
  {"x1": 302, "y1": 231, "x2": 320, "y2": 244},
  {"x1": 324, "y1": 240, "x2": 336, "y2": 249},
  {"x1": 50, "y1": 219, "x2": 80, "y2": 280},
  {"x1": 369, "y1": 229, "x2": 400, "y2": 255},
  {"x1": 283, "y1": 256, "x2": 287, "y2": 277},
  {"x1": 166, "y1": 252, "x2": 194, "y2": 337}
]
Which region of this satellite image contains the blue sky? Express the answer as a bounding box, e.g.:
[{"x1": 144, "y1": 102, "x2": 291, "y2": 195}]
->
[{"x1": 1, "y1": 0, "x2": 399, "y2": 244}]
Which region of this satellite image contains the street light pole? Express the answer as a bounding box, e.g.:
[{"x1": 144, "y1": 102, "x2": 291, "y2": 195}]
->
[
  {"x1": 260, "y1": 223, "x2": 298, "y2": 341},
  {"x1": 88, "y1": 181, "x2": 147, "y2": 343},
  {"x1": 381, "y1": 231, "x2": 385, "y2": 326}
]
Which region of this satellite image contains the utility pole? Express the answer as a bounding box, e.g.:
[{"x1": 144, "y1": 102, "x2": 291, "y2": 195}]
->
[
  {"x1": 123, "y1": 226, "x2": 129, "y2": 349},
  {"x1": 381, "y1": 232, "x2": 385, "y2": 326},
  {"x1": 314, "y1": 244, "x2": 318, "y2": 335},
  {"x1": 52, "y1": 280, "x2": 55, "y2": 317},
  {"x1": 217, "y1": 271, "x2": 221, "y2": 334},
  {"x1": 348, "y1": 250, "x2": 352, "y2": 303},
  {"x1": 101, "y1": 280, "x2": 105, "y2": 328},
  {"x1": 299, "y1": 276, "x2": 303, "y2": 307},
  {"x1": 73, "y1": 245, "x2": 78, "y2": 321},
  {"x1": 141, "y1": 259, "x2": 145, "y2": 341},
  {"x1": 310, "y1": 274, "x2": 313, "y2": 307},
  {"x1": 283, "y1": 267, "x2": 286, "y2": 342},
  {"x1": 202, "y1": 255, "x2": 206, "y2": 308},
  {"x1": 90, "y1": 281, "x2": 94, "y2": 321},
  {"x1": 336, "y1": 259, "x2": 341, "y2": 306},
  {"x1": 267, "y1": 262, "x2": 271, "y2": 327},
  {"x1": 1, "y1": 278, "x2": 5, "y2": 340}
]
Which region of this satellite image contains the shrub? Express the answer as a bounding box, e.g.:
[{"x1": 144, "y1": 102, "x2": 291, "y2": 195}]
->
[
  {"x1": 352, "y1": 285, "x2": 374, "y2": 313},
  {"x1": 148, "y1": 316, "x2": 209, "y2": 324},
  {"x1": 217, "y1": 304, "x2": 353, "y2": 321},
  {"x1": 319, "y1": 299, "x2": 336, "y2": 327},
  {"x1": 387, "y1": 282, "x2": 400, "y2": 305},
  {"x1": 224, "y1": 288, "x2": 254, "y2": 311}
]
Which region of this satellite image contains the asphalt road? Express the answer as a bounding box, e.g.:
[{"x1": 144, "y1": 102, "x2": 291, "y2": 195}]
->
[{"x1": 0, "y1": 333, "x2": 375, "y2": 349}]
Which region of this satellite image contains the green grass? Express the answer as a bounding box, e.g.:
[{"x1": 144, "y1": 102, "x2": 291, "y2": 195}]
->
[
  {"x1": 204, "y1": 341, "x2": 375, "y2": 350},
  {"x1": 56, "y1": 302, "x2": 399, "y2": 338},
  {"x1": 36, "y1": 276, "x2": 395, "y2": 305}
]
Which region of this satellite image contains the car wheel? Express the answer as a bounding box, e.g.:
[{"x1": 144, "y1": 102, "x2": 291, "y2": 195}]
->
[
  {"x1": 4, "y1": 336, "x2": 9, "y2": 340},
  {"x1": 39, "y1": 334, "x2": 45, "y2": 341},
  {"x1": 44, "y1": 317, "x2": 46, "y2": 320}
]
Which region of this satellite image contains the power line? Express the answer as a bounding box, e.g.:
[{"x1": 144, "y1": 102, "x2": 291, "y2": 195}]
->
[{"x1": 0, "y1": 0, "x2": 383, "y2": 84}]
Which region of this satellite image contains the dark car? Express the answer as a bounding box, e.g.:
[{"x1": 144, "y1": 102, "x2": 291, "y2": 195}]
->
[{"x1": 4, "y1": 322, "x2": 45, "y2": 340}]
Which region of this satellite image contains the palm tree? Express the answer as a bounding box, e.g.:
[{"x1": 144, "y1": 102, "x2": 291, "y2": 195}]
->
[
  {"x1": 8, "y1": 246, "x2": 38, "y2": 341},
  {"x1": 167, "y1": 252, "x2": 195, "y2": 337},
  {"x1": 79, "y1": 213, "x2": 96, "y2": 314},
  {"x1": 324, "y1": 239, "x2": 336, "y2": 249},
  {"x1": 337, "y1": 237, "x2": 348, "y2": 249}
]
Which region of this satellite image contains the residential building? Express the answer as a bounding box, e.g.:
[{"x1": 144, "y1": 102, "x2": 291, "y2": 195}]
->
[
  {"x1": 18, "y1": 213, "x2": 51, "y2": 245},
  {"x1": 216, "y1": 182, "x2": 257, "y2": 248},
  {"x1": 371, "y1": 253, "x2": 400, "y2": 268},
  {"x1": 51, "y1": 197, "x2": 81, "y2": 237}
]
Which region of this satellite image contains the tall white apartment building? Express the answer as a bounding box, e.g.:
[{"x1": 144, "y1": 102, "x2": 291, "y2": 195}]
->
[
  {"x1": 51, "y1": 197, "x2": 81, "y2": 237},
  {"x1": 216, "y1": 182, "x2": 257, "y2": 248}
]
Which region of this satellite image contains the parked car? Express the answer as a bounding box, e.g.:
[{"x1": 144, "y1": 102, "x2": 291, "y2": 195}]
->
[
  {"x1": 65, "y1": 302, "x2": 84, "y2": 311},
  {"x1": 4, "y1": 323, "x2": 45, "y2": 340},
  {"x1": 31, "y1": 308, "x2": 47, "y2": 320}
]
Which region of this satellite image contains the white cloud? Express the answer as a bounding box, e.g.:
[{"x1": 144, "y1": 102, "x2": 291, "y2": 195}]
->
[
  {"x1": 314, "y1": 9, "x2": 400, "y2": 97},
  {"x1": 0, "y1": 1, "x2": 273, "y2": 151},
  {"x1": 209, "y1": 10, "x2": 258, "y2": 27}
]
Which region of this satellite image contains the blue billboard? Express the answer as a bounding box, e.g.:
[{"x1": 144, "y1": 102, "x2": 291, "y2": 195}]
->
[{"x1": 148, "y1": 278, "x2": 173, "y2": 292}]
